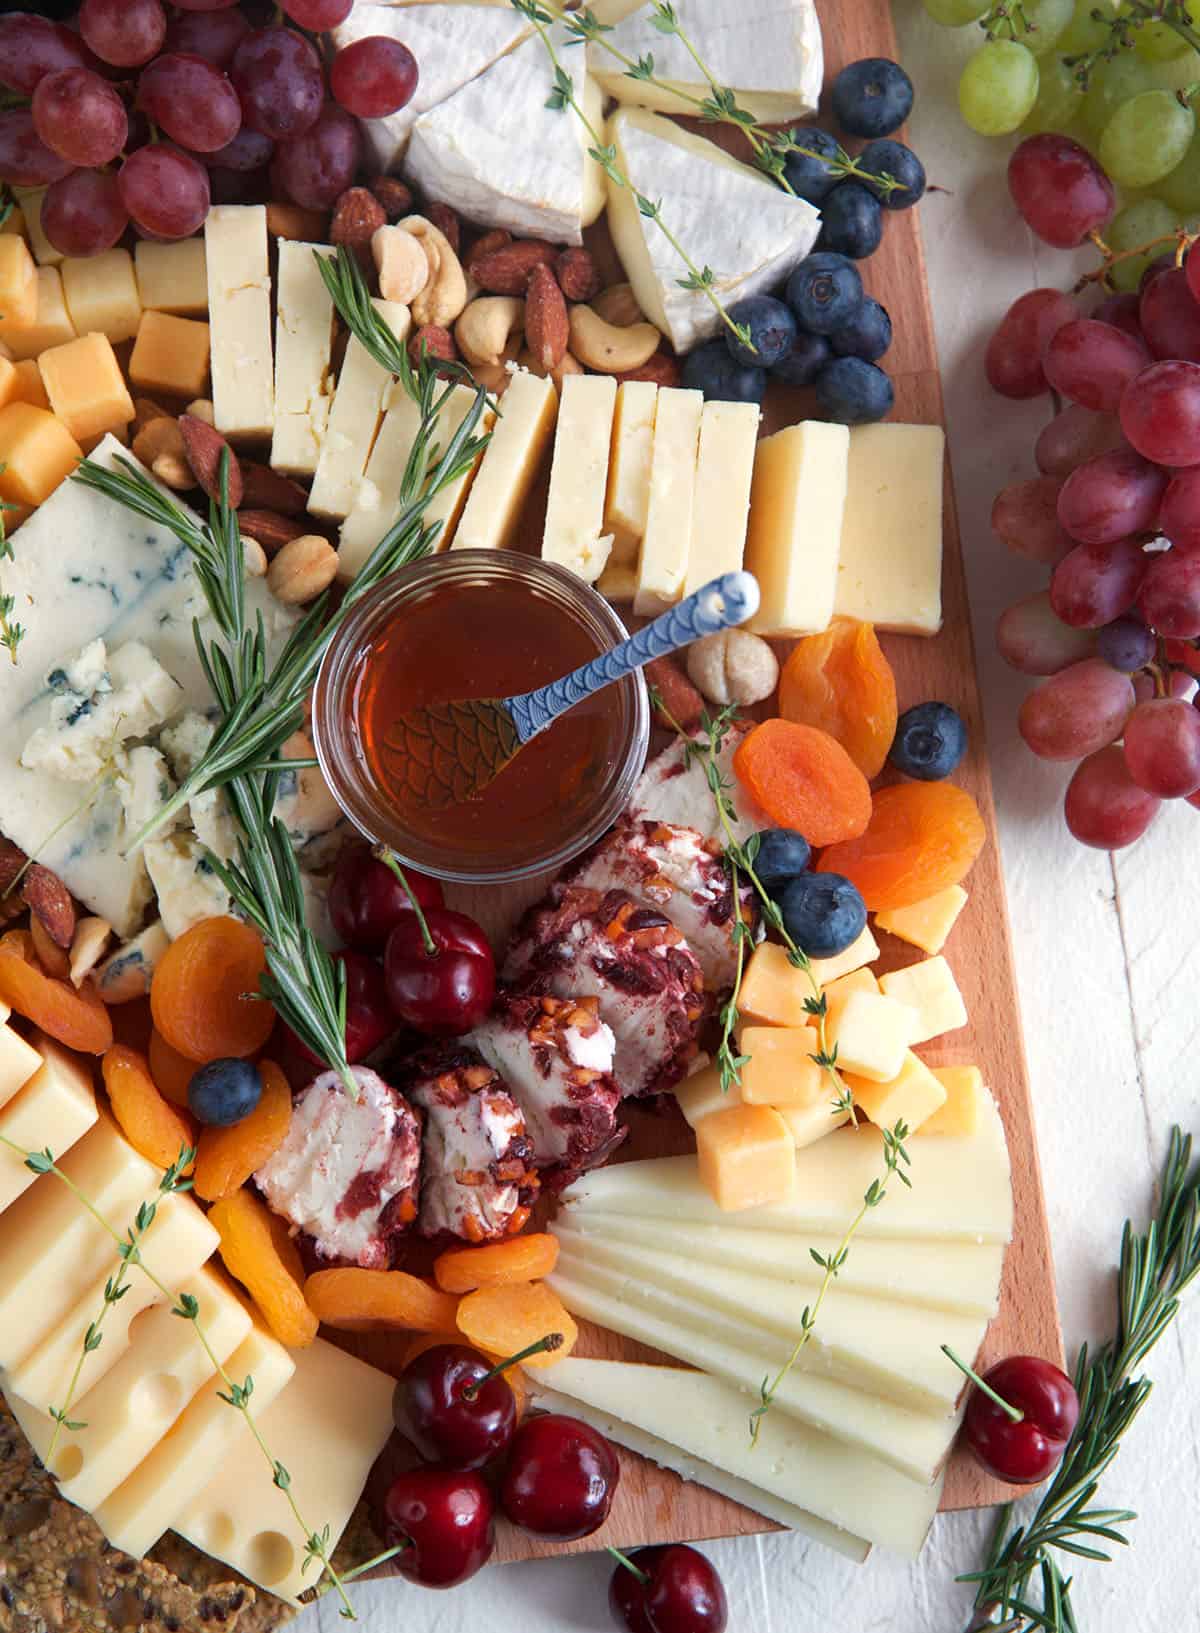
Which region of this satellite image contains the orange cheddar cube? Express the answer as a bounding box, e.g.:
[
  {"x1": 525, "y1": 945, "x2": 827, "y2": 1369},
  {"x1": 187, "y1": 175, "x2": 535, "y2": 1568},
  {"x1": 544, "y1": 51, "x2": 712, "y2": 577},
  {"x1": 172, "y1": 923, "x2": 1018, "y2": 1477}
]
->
[
  {"x1": 0, "y1": 402, "x2": 81, "y2": 506},
  {"x1": 129, "y1": 310, "x2": 211, "y2": 400},
  {"x1": 0, "y1": 236, "x2": 37, "y2": 330},
  {"x1": 0, "y1": 357, "x2": 17, "y2": 410},
  {"x1": 739, "y1": 942, "x2": 810, "y2": 1029},
  {"x1": 739, "y1": 1024, "x2": 823, "y2": 1109},
  {"x1": 695, "y1": 1102, "x2": 795, "y2": 1212},
  {"x1": 822, "y1": 966, "x2": 880, "y2": 1004},
  {"x1": 924, "y1": 1066, "x2": 985, "y2": 1136},
  {"x1": 11, "y1": 358, "x2": 48, "y2": 410},
  {"x1": 776, "y1": 1098, "x2": 852, "y2": 1150},
  {"x1": 61, "y1": 250, "x2": 141, "y2": 344},
  {"x1": 845, "y1": 1051, "x2": 948, "y2": 1135},
  {"x1": 0, "y1": 266, "x2": 74, "y2": 359},
  {"x1": 38, "y1": 333, "x2": 135, "y2": 444}
]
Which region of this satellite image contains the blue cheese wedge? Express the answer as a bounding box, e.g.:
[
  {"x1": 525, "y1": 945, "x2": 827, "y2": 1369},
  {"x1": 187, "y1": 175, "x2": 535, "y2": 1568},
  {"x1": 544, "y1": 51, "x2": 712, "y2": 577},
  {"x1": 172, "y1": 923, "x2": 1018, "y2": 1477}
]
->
[{"x1": 606, "y1": 107, "x2": 821, "y2": 353}]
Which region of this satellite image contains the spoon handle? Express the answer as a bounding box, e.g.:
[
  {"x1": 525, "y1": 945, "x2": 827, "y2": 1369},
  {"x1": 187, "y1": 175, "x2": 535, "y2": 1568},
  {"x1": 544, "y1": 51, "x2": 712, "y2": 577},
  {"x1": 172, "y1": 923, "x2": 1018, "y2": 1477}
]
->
[{"x1": 507, "y1": 571, "x2": 761, "y2": 746}]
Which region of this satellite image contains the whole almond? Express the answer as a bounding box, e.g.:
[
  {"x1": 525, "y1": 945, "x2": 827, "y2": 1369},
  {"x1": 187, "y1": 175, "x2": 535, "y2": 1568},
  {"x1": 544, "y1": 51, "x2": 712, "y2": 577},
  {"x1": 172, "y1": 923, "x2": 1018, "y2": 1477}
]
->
[
  {"x1": 472, "y1": 239, "x2": 558, "y2": 295},
  {"x1": 644, "y1": 656, "x2": 704, "y2": 733},
  {"x1": 525, "y1": 263, "x2": 569, "y2": 373},
  {"x1": 0, "y1": 838, "x2": 27, "y2": 926},
  {"x1": 267, "y1": 534, "x2": 339, "y2": 605},
  {"x1": 240, "y1": 460, "x2": 309, "y2": 517},
  {"x1": 614, "y1": 351, "x2": 682, "y2": 388},
  {"x1": 331, "y1": 186, "x2": 387, "y2": 250},
  {"x1": 555, "y1": 246, "x2": 600, "y2": 303},
  {"x1": 593, "y1": 282, "x2": 645, "y2": 327},
  {"x1": 23, "y1": 863, "x2": 75, "y2": 950},
  {"x1": 30, "y1": 914, "x2": 70, "y2": 979},
  {"x1": 464, "y1": 229, "x2": 512, "y2": 272},
  {"x1": 236, "y1": 508, "x2": 309, "y2": 557},
  {"x1": 369, "y1": 175, "x2": 414, "y2": 221},
  {"x1": 408, "y1": 324, "x2": 458, "y2": 368},
  {"x1": 425, "y1": 202, "x2": 461, "y2": 254},
  {"x1": 179, "y1": 414, "x2": 244, "y2": 508}
]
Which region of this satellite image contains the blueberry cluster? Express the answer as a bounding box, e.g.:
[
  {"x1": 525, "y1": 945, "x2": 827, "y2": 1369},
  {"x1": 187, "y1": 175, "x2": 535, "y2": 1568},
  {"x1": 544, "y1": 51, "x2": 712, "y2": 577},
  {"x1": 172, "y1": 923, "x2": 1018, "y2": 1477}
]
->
[
  {"x1": 682, "y1": 58, "x2": 925, "y2": 425},
  {"x1": 750, "y1": 828, "x2": 867, "y2": 959}
]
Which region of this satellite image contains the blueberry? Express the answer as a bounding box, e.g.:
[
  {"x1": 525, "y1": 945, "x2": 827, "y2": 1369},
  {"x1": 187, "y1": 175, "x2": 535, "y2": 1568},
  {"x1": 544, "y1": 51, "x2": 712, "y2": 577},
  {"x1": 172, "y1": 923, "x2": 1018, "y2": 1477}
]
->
[
  {"x1": 831, "y1": 57, "x2": 914, "y2": 139},
  {"x1": 782, "y1": 126, "x2": 843, "y2": 204},
  {"x1": 771, "y1": 328, "x2": 832, "y2": 387},
  {"x1": 829, "y1": 298, "x2": 892, "y2": 363},
  {"x1": 1097, "y1": 616, "x2": 1156, "y2": 673},
  {"x1": 779, "y1": 872, "x2": 866, "y2": 960},
  {"x1": 857, "y1": 138, "x2": 926, "y2": 211},
  {"x1": 749, "y1": 828, "x2": 812, "y2": 896},
  {"x1": 785, "y1": 252, "x2": 863, "y2": 335},
  {"x1": 680, "y1": 339, "x2": 767, "y2": 404},
  {"x1": 889, "y1": 702, "x2": 968, "y2": 781},
  {"x1": 189, "y1": 1058, "x2": 263, "y2": 1127},
  {"x1": 724, "y1": 294, "x2": 797, "y2": 369},
  {"x1": 817, "y1": 182, "x2": 883, "y2": 260},
  {"x1": 815, "y1": 356, "x2": 894, "y2": 424}
]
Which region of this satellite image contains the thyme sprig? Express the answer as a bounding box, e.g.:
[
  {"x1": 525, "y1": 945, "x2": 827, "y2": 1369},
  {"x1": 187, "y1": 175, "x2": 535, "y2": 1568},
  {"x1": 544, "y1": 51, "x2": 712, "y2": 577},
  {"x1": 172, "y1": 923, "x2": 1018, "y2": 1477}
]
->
[{"x1": 962, "y1": 1125, "x2": 1200, "y2": 1633}]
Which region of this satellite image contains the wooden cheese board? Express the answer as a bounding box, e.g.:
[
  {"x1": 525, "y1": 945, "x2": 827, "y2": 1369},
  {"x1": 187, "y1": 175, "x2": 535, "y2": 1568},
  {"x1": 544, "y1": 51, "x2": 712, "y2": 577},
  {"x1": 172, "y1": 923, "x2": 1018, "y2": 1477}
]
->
[{"x1": 345, "y1": 0, "x2": 1066, "y2": 1568}]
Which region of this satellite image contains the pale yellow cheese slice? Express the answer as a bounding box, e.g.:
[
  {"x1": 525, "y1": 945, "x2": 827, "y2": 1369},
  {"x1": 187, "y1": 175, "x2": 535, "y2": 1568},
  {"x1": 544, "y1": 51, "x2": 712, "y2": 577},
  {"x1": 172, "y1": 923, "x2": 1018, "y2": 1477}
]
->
[
  {"x1": 453, "y1": 368, "x2": 557, "y2": 550},
  {"x1": 205, "y1": 205, "x2": 273, "y2": 441},
  {"x1": 834, "y1": 422, "x2": 945, "y2": 635},
  {"x1": 0, "y1": 1033, "x2": 95, "y2": 1214},
  {"x1": 633, "y1": 385, "x2": 703, "y2": 614},
  {"x1": 683, "y1": 399, "x2": 760, "y2": 594},
  {"x1": 271, "y1": 240, "x2": 337, "y2": 477},
  {"x1": 744, "y1": 419, "x2": 848, "y2": 637},
  {"x1": 603, "y1": 379, "x2": 657, "y2": 566},
  {"x1": 543, "y1": 373, "x2": 618, "y2": 583}
]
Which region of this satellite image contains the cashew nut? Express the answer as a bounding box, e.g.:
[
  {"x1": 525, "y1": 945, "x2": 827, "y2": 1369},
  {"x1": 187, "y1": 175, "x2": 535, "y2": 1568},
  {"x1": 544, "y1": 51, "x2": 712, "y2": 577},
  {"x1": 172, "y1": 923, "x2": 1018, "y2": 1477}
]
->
[
  {"x1": 400, "y1": 214, "x2": 469, "y2": 329},
  {"x1": 517, "y1": 347, "x2": 583, "y2": 394},
  {"x1": 686, "y1": 629, "x2": 780, "y2": 708},
  {"x1": 593, "y1": 282, "x2": 646, "y2": 327},
  {"x1": 69, "y1": 917, "x2": 112, "y2": 988},
  {"x1": 242, "y1": 535, "x2": 268, "y2": 578},
  {"x1": 568, "y1": 305, "x2": 662, "y2": 374},
  {"x1": 372, "y1": 223, "x2": 430, "y2": 306},
  {"x1": 455, "y1": 296, "x2": 525, "y2": 368},
  {"x1": 184, "y1": 398, "x2": 215, "y2": 426}
]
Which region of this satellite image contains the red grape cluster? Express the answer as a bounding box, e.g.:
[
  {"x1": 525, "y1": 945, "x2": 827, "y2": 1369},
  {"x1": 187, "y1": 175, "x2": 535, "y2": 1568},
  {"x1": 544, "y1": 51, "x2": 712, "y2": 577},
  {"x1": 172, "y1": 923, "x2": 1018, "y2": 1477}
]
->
[
  {"x1": 988, "y1": 132, "x2": 1200, "y2": 851},
  {"x1": 0, "y1": 4, "x2": 418, "y2": 256}
]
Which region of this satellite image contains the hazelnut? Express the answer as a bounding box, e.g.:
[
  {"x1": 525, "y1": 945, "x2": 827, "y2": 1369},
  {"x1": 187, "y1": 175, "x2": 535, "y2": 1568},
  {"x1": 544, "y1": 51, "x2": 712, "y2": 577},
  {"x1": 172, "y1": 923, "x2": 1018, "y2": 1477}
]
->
[{"x1": 686, "y1": 629, "x2": 780, "y2": 708}]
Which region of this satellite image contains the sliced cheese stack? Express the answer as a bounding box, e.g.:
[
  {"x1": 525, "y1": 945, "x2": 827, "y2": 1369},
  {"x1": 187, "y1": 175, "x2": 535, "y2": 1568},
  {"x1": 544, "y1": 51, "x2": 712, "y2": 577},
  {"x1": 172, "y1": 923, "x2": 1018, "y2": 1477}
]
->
[
  {"x1": 307, "y1": 298, "x2": 411, "y2": 521},
  {"x1": 205, "y1": 205, "x2": 273, "y2": 442},
  {"x1": 0, "y1": 1028, "x2": 93, "y2": 1212},
  {"x1": 270, "y1": 241, "x2": 336, "y2": 478}
]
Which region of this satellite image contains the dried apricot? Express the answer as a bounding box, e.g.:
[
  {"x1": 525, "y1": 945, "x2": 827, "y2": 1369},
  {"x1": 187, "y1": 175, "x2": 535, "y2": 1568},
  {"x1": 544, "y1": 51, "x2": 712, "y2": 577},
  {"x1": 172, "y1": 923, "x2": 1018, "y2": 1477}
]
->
[
  {"x1": 210, "y1": 1187, "x2": 318, "y2": 1348},
  {"x1": 401, "y1": 1331, "x2": 528, "y2": 1420},
  {"x1": 148, "y1": 1027, "x2": 195, "y2": 1109},
  {"x1": 305, "y1": 1268, "x2": 461, "y2": 1334},
  {"x1": 817, "y1": 782, "x2": 987, "y2": 910},
  {"x1": 101, "y1": 1045, "x2": 196, "y2": 1173},
  {"x1": 733, "y1": 719, "x2": 872, "y2": 846},
  {"x1": 193, "y1": 1061, "x2": 291, "y2": 1203},
  {"x1": 434, "y1": 1234, "x2": 560, "y2": 1294},
  {"x1": 150, "y1": 916, "x2": 274, "y2": 1063},
  {"x1": 0, "y1": 931, "x2": 113, "y2": 1054},
  {"x1": 779, "y1": 619, "x2": 898, "y2": 780},
  {"x1": 455, "y1": 1281, "x2": 578, "y2": 1369}
]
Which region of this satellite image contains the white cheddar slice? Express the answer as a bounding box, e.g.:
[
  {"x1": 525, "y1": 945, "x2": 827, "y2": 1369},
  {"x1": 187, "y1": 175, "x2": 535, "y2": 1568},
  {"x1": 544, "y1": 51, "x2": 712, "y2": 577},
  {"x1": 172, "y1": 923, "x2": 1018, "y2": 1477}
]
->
[
  {"x1": 453, "y1": 369, "x2": 557, "y2": 551},
  {"x1": 543, "y1": 373, "x2": 618, "y2": 583},
  {"x1": 205, "y1": 205, "x2": 273, "y2": 441},
  {"x1": 337, "y1": 385, "x2": 422, "y2": 581},
  {"x1": 561, "y1": 1087, "x2": 1013, "y2": 1244},
  {"x1": 95, "y1": 1327, "x2": 296, "y2": 1559},
  {"x1": 534, "y1": 1357, "x2": 940, "y2": 1559},
  {"x1": 0, "y1": 1034, "x2": 96, "y2": 1214},
  {"x1": 8, "y1": 1192, "x2": 219, "y2": 1413},
  {"x1": 61, "y1": 249, "x2": 141, "y2": 345},
  {"x1": 0, "y1": 1019, "x2": 42, "y2": 1110},
  {"x1": 175, "y1": 1338, "x2": 396, "y2": 1603},
  {"x1": 426, "y1": 382, "x2": 493, "y2": 548},
  {"x1": 745, "y1": 421, "x2": 848, "y2": 637},
  {"x1": 603, "y1": 379, "x2": 658, "y2": 566},
  {"x1": 835, "y1": 423, "x2": 946, "y2": 636},
  {"x1": 134, "y1": 239, "x2": 208, "y2": 318},
  {"x1": 270, "y1": 241, "x2": 336, "y2": 477},
  {"x1": 307, "y1": 300, "x2": 411, "y2": 520},
  {"x1": 633, "y1": 386, "x2": 704, "y2": 615},
  {"x1": 545, "y1": 1267, "x2": 955, "y2": 1483},
  {"x1": 683, "y1": 399, "x2": 760, "y2": 595},
  {"x1": 555, "y1": 1214, "x2": 1005, "y2": 1318}
]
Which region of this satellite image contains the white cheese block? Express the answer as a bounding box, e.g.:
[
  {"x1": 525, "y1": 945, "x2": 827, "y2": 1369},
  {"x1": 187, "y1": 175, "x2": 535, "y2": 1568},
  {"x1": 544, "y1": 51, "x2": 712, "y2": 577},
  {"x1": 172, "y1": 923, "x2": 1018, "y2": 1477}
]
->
[
  {"x1": 270, "y1": 241, "x2": 336, "y2": 477},
  {"x1": 555, "y1": 1213, "x2": 1005, "y2": 1318},
  {"x1": 0, "y1": 1019, "x2": 42, "y2": 1110},
  {"x1": 330, "y1": 4, "x2": 533, "y2": 170},
  {"x1": 561, "y1": 1087, "x2": 1013, "y2": 1244},
  {"x1": 603, "y1": 380, "x2": 658, "y2": 568},
  {"x1": 745, "y1": 421, "x2": 848, "y2": 637},
  {"x1": 533, "y1": 1357, "x2": 941, "y2": 1559},
  {"x1": 453, "y1": 369, "x2": 557, "y2": 551},
  {"x1": 542, "y1": 373, "x2": 618, "y2": 583},
  {"x1": 606, "y1": 108, "x2": 821, "y2": 353},
  {"x1": 0, "y1": 1034, "x2": 96, "y2": 1214},
  {"x1": 424, "y1": 381, "x2": 494, "y2": 548},
  {"x1": 307, "y1": 298, "x2": 411, "y2": 520},
  {"x1": 633, "y1": 387, "x2": 703, "y2": 616},
  {"x1": 205, "y1": 205, "x2": 274, "y2": 441},
  {"x1": 175, "y1": 1338, "x2": 396, "y2": 1603},
  {"x1": 545, "y1": 1266, "x2": 955, "y2": 1483},
  {"x1": 95, "y1": 1327, "x2": 296, "y2": 1559},
  {"x1": 405, "y1": 26, "x2": 606, "y2": 245},
  {"x1": 835, "y1": 424, "x2": 946, "y2": 636},
  {"x1": 550, "y1": 1236, "x2": 987, "y2": 1414},
  {"x1": 587, "y1": 0, "x2": 823, "y2": 123},
  {"x1": 682, "y1": 399, "x2": 760, "y2": 595},
  {"x1": 337, "y1": 382, "x2": 422, "y2": 580}
]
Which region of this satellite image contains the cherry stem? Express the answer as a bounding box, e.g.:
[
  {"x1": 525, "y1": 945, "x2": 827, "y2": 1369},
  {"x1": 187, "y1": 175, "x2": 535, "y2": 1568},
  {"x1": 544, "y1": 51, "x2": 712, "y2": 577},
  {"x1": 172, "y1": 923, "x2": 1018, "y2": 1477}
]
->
[
  {"x1": 606, "y1": 1546, "x2": 651, "y2": 1586},
  {"x1": 461, "y1": 1332, "x2": 564, "y2": 1400},
  {"x1": 942, "y1": 1346, "x2": 1024, "y2": 1423},
  {"x1": 373, "y1": 845, "x2": 437, "y2": 956}
]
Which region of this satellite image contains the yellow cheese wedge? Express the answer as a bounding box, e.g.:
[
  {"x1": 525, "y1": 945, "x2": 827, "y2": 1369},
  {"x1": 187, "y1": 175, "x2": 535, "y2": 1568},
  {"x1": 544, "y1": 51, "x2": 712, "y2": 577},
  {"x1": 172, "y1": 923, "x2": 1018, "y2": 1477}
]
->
[
  {"x1": 60, "y1": 249, "x2": 141, "y2": 344},
  {"x1": 682, "y1": 399, "x2": 759, "y2": 595},
  {"x1": 0, "y1": 234, "x2": 37, "y2": 329},
  {"x1": 543, "y1": 373, "x2": 617, "y2": 583},
  {"x1": 134, "y1": 238, "x2": 208, "y2": 318},
  {"x1": 453, "y1": 368, "x2": 556, "y2": 550},
  {"x1": 603, "y1": 379, "x2": 657, "y2": 565},
  {"x1": 633, "y1": 385, "x2": 703, "y2": 615},
  {"x1": 875, "y1": 885, "x2": 968, "y2": 956},
  {"x1": 0, "y1": 1033, "x2": 95, "y2": 1213},
  {"x1": 12, "y1": 186, "x2": 62, "y2": 266},
  {"x1": 880, "y1": 956, "x2": 968, "y2": 1045},
  {"x1": 695, "y1": 1101, "x2": 795, "y2": 1211},
  {"x1": 835, "y1": 423, "x2": 945, "y2": 636},
  {"x1": 745, "y1": 420, "x2": 848, "y2": 636},
  {"x1": 846, "y1": 1051, "x2": 949, "y2": 1135}
]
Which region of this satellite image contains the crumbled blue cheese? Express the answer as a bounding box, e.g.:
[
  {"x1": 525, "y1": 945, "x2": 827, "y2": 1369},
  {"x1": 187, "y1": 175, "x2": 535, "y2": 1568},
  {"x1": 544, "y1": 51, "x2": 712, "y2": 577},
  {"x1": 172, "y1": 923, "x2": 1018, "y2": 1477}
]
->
[
  {"x1": 274, "y1": 729, "x2": 345, "y2": 870},
  {"x1": 21, "y1": 640, "x2": 185, "y2": 783},
  {"x1": 94, "y1": 921, "x2": 171, "y2": 1003},
  {"x1": 115, "y1": 746, "x2": 177, "y2": 839},
  {"x1": 159, "y1": 710, "x2": 215, "y2": 780},
  {"x1": 144, "y1": 834, "x2": 233, "y2": 940}
]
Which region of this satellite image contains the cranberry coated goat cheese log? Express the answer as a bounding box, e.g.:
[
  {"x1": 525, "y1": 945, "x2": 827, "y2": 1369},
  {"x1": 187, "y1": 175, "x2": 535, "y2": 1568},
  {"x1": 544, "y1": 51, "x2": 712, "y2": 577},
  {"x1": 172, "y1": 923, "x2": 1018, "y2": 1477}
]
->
[{"x1": 627, "y1": 723, "x2": 768, "y2": 848}]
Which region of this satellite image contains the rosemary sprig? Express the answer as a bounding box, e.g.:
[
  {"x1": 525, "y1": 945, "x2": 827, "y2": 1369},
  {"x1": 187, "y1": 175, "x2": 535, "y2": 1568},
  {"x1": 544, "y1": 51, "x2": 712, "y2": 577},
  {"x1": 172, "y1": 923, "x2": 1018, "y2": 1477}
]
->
[
  {"x1": 962, "y1": 1125, "x2": 1200, "y2": 1633},
  {"x1": 0, "y1": 472, "x2": 23, "y2": 663}
]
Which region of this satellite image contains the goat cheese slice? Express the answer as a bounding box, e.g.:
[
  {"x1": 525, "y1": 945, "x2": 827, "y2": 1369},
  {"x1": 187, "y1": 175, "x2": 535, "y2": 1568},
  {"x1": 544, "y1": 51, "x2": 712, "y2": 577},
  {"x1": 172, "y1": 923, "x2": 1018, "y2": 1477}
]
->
[
  {"x1": 405, "y1": 25, "x2": 607, "y2": 244},
  {"x1": 588, "y1": 0, "x2": 823, "y2": 123},
  {"x1": 607, "y1": 107, "x2": 821, "y2": 353}
]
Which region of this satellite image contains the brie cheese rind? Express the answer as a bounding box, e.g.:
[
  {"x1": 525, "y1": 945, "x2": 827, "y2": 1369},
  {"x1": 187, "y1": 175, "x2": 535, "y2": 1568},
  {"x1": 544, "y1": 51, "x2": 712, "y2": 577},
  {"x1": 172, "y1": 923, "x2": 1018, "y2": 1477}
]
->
[
  {"x1": 405, "y1": 24, "x2": 607, "y2": 245},
  {"x1": 588, "y1": 0, "x2": 823, "y2": 124},
  {"x1": 606, "y1": 107, "x2": 822, "y2": 353}
]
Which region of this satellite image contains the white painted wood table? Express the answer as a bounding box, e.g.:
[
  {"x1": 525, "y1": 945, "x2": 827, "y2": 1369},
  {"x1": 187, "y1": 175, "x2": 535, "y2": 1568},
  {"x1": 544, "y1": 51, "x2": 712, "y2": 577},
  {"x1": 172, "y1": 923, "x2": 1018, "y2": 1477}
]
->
[{"x1": 301, "y1": 9, "x2": 1200, "y2": 1628}]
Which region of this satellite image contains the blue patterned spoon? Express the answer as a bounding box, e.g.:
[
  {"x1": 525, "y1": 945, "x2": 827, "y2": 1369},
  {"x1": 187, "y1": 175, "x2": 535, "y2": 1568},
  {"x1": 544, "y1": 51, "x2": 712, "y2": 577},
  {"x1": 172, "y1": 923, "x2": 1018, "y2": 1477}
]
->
[{"x1": 385, "y1": 571, "x2": 761, "y2": 810}]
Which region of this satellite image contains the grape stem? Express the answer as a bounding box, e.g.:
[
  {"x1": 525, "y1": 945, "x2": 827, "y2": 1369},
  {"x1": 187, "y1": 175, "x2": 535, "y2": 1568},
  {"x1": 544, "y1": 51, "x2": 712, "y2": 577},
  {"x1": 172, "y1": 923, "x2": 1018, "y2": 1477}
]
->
[
  {"x1": 1064, "y1": 0, "x2": 1200, "y2": 85},
  {"x1": 1075, "y1": 225, "x2": 1200, "y2": 292}
]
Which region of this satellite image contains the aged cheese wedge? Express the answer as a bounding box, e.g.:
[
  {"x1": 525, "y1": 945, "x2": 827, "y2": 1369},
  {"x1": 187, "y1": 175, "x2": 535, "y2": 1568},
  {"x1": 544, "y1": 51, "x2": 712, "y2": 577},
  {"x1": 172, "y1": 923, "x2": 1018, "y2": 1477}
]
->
[
  {"x1": 744, "y1": 421, "x2": 848, "y2": 637},
  {"x1": 682, "y1": 400, "x2": 759, "y2": 595},
  {"x1": 308, "y1": 298, "x2": 411, "y2": 520},
  {"x1": 602, "y1": 379, "x2": 658, "y2": 567},
  {"x1": 270, "y1": 241, "x2": 336, "y2": 478},
  {"x1": 174, "y1": 1338, "x2": 396, "y2": 1602},
  {"x1": 0, "y1": 1034, "x2": 96, "y2": 1215},
  {"x1": 532, "y1": 1357, "x2": 941, "y2": 1559},
  {"x1": 542, "y1": 373, "x2": 617, "y2": 583},
  {"x1": 835, "y1": 423, "x2": 946, "y2": 635},
  {"x1": 633, "y1": 386, "x2": 703, "y2": 616},
  {"x1": 607, "y1": 108, "x2": 820, "y2": 353},
  {"x1": 453, "y1": 368, "x2": 557, "y2": 551},
  {"x1": 205, "y1": 205, "x2": 274, "y2": 442},
  {"x1": 588, "y1": 0, "x2": 822, "y2": 123}
]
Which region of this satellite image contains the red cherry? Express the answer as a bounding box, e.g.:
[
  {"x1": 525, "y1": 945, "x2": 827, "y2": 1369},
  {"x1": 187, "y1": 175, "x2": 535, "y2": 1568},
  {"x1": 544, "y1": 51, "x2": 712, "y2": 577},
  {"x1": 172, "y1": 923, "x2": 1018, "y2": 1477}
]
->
[
  {"x1": 329, "y1": 844, "x2": 444, "y2": 953},
  {"x1": 609, "y1": 1545, "x2": 729, "y2": 1633},
  {"x1": 500, "y1": 1413, "x2": 619, "y2": 1541},
  {"x1": 382, "y1": 1467, "x2": 495, "y2": 1588},
  {"x1": 963, "y1": 1355, "x2": 1080, "y2": 1484},
  {"x1": 398, "y1": 1344, "x2": 516, "y2": 1470},
  {"x1": 286, "y1": 948, "x2": 394, "y2": 1065},
  {"x1": 384, "y1": 909, "x2": 495, "y2": 1037}
]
